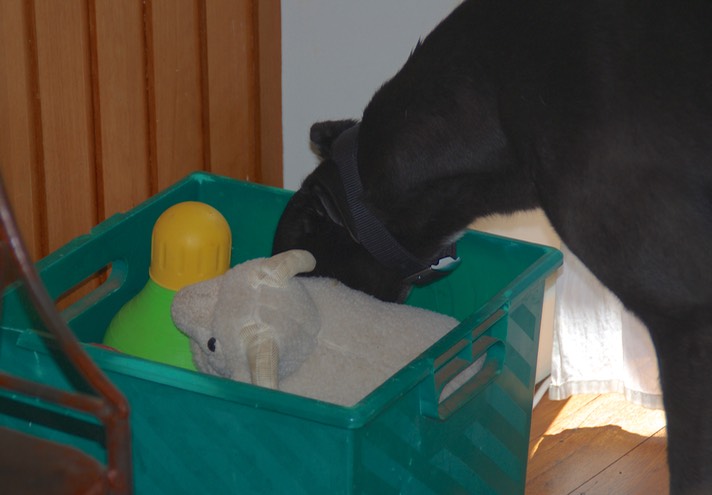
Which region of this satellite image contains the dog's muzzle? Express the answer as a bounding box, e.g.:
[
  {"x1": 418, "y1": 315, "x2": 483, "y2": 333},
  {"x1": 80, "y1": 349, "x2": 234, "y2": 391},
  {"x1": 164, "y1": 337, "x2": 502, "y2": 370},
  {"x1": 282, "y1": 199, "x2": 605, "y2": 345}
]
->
[{"x1": 316, "y1": 123, "x2": 460, "y2": 286}]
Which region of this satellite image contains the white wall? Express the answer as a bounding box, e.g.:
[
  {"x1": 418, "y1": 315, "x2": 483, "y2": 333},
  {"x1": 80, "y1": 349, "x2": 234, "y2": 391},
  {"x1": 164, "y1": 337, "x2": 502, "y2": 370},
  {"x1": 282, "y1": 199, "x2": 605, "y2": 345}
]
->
[
  {"x1": 281, "y1": 0, "x2": 461, "y2": 190},
  {"x1": 281, "y1": 1, "x2": 560, "y2": 383}
]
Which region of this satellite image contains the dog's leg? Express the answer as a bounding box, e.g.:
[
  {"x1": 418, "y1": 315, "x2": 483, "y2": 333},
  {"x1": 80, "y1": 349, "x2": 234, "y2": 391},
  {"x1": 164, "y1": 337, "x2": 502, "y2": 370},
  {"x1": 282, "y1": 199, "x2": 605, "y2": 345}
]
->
[
  {"x1": 647, "y1": 315, "x2": 712, "y2": 495},
  {"x1": 556, "y1": 247, "x2": 712, "y2": 494},
  {"x1": 542, "y1": 168, "x2": 712, "y2": 494}
]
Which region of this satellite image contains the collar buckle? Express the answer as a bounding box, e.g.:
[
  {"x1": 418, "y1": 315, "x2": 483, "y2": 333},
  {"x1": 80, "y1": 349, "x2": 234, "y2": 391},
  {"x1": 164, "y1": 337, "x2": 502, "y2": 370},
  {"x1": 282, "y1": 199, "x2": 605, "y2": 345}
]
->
[{"x1": 403, "y1": 254, "x2": 461, "y2": 285}]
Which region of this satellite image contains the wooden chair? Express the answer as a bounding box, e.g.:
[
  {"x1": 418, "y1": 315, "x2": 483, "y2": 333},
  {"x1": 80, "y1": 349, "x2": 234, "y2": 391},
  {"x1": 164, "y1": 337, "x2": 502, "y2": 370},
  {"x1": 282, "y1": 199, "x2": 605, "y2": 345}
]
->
[{"x1": 0, "y1": 176, "x2": 132, "y2": 494}]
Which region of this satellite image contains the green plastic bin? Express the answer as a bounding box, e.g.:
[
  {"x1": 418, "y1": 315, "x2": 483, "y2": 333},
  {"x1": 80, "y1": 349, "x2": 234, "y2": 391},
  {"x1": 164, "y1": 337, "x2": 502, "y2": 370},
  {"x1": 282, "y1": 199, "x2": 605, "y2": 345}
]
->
[{"x1": 0, "y1": 172, "x2": 561, "y2": 494}]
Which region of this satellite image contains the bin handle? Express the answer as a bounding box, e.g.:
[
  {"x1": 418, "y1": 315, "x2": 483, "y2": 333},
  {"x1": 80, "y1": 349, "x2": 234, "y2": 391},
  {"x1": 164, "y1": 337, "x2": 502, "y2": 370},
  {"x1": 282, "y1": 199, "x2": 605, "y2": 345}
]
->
[{"x1": 420, "y1": 305, "x2": 507, "y2": 420}]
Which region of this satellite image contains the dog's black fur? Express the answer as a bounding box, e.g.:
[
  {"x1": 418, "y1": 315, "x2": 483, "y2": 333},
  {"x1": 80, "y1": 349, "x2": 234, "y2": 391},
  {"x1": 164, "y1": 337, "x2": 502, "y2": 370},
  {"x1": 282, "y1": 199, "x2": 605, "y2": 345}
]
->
[{"x1": 273, "y1": 1, "x2": 712, "y2": 493}]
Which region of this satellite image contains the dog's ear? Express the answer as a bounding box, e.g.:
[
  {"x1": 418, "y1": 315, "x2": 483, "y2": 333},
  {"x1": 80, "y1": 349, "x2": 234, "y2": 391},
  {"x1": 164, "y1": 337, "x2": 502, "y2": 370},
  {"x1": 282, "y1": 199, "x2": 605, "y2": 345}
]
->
[{"x1": 310, "y1": 119, "x2": 358, "y2": 159}]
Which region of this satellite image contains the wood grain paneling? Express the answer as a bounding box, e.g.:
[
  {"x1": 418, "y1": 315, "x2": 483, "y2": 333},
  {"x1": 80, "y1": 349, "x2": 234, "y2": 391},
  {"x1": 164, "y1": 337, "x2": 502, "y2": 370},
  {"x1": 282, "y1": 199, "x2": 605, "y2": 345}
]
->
[
  {"x1": 256, "y1": 0, "x2": 282, "y2": 187},
  {"x1": 205, "y1": 0, "x2": 259, "y2": 181},
  {"x1": 34, "y1": 0, "x2": 98, "y2": 252},
  {"x1": 0, "y1": 0, "x2": 44, "y2": 259},
  {"x1": 150, "y1": 0, "x2": 206, "y2": 190},
  {"x1": 92, "y1": 0, "x2": 151, "y2": 218},
  {"x1": 0, "y1": 0, "x2": 281, "y2": 266}
]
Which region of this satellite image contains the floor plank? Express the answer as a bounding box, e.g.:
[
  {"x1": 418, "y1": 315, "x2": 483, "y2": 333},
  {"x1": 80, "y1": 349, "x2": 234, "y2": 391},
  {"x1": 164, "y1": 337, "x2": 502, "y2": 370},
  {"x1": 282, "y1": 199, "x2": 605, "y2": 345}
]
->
[
  {"x1": 529, "y1": 393, "x2": 600, "y2": 441},
  {"x1": 575, "y1": 429, "x2": 669, "y2": 495},
  {"x1": 526, "y1": 393, "x2": 668, "y2": 495}
]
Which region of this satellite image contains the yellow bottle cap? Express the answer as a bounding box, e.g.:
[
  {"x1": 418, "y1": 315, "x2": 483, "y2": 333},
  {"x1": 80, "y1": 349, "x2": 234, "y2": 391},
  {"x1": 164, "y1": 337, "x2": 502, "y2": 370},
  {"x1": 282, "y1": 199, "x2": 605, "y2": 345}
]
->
[{"x1": 149, "y1": 201, "x2": 231, "y2": 291}]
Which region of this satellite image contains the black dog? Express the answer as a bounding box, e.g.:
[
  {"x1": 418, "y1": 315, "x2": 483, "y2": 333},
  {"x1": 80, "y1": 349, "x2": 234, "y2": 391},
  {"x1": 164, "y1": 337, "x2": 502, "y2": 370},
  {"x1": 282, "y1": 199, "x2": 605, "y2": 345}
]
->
[{"x1": 273, "y1": 1, "x2": 712, "y2": 493}]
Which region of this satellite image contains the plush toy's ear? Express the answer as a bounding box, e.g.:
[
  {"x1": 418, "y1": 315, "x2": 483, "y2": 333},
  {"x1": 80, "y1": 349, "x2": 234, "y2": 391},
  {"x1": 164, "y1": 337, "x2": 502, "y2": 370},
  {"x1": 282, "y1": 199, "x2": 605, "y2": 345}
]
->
[
  {"x1": 171, "y1": 278, "x2": 220, "y2": 337},
  {"x1": 250, "y1": 249, "x2": 316, "y2": 288},
  {"x1": 310, "y1": 119, "x2": 358, "y2": 159}
]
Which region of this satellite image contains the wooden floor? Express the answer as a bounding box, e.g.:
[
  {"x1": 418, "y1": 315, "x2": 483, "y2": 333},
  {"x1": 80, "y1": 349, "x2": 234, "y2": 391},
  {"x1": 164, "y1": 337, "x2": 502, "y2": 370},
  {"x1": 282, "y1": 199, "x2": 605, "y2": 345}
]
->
[{"x1": 526, "y1": 392, "x2": 669, "y2": 495}]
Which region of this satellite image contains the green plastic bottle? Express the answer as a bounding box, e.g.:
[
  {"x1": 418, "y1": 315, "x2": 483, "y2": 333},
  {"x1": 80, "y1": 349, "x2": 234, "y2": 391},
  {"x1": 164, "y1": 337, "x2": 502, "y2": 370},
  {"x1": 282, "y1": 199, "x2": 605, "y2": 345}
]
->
[{"x1": 103, "y1": 201, "x2": 231, "y2": 370}]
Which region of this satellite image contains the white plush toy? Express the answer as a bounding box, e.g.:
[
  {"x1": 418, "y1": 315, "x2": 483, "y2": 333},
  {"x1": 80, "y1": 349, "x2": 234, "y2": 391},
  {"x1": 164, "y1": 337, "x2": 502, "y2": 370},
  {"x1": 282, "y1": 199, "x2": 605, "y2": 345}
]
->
[{"x1": 170, "y1": 249, "x2": 467, "y2": 406}]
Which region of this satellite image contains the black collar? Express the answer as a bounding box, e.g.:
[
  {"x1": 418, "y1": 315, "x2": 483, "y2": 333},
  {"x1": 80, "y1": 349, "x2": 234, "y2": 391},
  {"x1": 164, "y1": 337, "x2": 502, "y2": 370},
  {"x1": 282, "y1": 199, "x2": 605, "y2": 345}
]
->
[{"x1": 320, "y1": 123, "x2": 460, "y2": 285}]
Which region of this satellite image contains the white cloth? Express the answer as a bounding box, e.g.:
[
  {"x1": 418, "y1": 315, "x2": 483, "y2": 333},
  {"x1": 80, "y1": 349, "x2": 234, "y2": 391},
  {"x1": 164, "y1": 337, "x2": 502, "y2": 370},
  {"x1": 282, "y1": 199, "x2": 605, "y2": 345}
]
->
[{"x1": 549, "y1": 244, "x2": 663, "y2": 409}]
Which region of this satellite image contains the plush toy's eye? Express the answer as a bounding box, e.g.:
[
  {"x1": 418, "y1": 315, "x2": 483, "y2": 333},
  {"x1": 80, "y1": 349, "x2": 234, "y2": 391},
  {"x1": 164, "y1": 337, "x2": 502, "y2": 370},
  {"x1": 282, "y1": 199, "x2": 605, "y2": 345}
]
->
[{"x1": 207, "y1": 337, "x2": 217, "y2": 352}]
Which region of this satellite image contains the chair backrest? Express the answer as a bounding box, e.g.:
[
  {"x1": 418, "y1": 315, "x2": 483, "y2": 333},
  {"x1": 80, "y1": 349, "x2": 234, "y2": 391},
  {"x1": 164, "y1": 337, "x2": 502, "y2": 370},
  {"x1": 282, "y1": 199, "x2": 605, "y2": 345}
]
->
[{"x1": 0, "y1": 176, "x2": 132, "y2": 494}]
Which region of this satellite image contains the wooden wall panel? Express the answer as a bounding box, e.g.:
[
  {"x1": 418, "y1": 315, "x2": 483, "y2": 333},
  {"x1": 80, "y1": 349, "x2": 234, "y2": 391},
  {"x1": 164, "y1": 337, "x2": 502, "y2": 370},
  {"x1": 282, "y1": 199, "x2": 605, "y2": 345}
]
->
[
  {"x1": 256, "y1": 0, "x2": 282, "y2": 188},
  {"x1": 205, "y1": 0, "x2": 259, "y2": 181},
  {"x1": 0, "y1": 0, "x2": 44, "y2": 259},
  {"x1": 33, "y1": 0, "x2": 98, "y2": 253},
  {"x1": 150, "y1": 0, "x2": 206, "y2": 190},
  {"x1": 0, "y1": 0, "x2": 281, "y2": 265},
  {"x1": 92, "y1": 0, "x2": 151, "y2": 218}
]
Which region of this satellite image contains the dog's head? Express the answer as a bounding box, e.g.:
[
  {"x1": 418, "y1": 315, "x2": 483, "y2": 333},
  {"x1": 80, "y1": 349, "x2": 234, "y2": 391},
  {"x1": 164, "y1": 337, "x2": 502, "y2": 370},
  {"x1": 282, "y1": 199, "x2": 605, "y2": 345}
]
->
[{"x1": 273, "y1": 120, "x2": 411, "y2": 302}]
